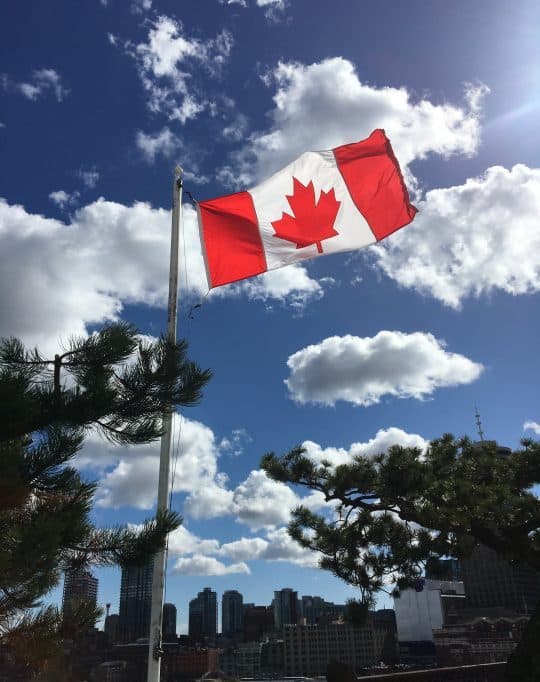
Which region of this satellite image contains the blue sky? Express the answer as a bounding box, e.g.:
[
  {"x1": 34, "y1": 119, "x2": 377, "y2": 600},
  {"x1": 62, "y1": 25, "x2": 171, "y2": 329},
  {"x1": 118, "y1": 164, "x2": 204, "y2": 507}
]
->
[{"x1": 1, "y1": 0, "x2": 540, "y2": 634}]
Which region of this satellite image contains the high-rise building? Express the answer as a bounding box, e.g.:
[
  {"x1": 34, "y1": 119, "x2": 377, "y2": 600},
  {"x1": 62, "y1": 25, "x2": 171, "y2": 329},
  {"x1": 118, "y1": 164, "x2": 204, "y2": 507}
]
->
[
  {"x1": 425, "y1": 558, "x2": 462, "y2": 582},
  {"x1": 461, "y1": 544, "x2": 540, "y2": 614},
  {"x1": 163, "y1": 603, "x2": 177, "y2": 642},
  {"x1": 222, "y1": 590, "x2": 243, "y2": 637},
  {"x1": 189, "y1": 597, "x2": 203, "y2": 640},
  {"x1": 62, "y1": 568, "x2": 98, "y2": 619},
  {"x1": 243, "y1": 605, "x2": 274, "y2": 642},
  {"x1": 394, "y1": 579, "x2": 466, "y2": 645},
  {"x1": 118, "y1": 563, "x2": 153, "y2": 643},
  {"x1": 189, "y1": 588, "x2": 217, "y2": 640},
  {"x1": 273, "y1": 589, "x2": 299, "y2": 630},
  {"x1": 104, "y1": 613, "x2": 120, "y2": 645}
]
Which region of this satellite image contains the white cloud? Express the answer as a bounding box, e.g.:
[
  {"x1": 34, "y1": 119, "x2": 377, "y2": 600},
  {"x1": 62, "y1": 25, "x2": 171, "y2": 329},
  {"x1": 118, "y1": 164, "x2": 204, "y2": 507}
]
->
[
  {"x1": 49, "y1": 190, "x2": 80, "y2": 209},
  {"x1": 167, "y1": 526, "x2": 221, "y2": 556},
  {"x1": 220, "y1": 57, "x2": 487, "y2": 186},
  {"x1": 218, "y1": 528, "x2": 319, "y2": 568},
  {"x1": 173, "y1": 555, "x2": 250, "y2": 576},
  {"x1": 91, "y1": 416, "x2": 223, "y2": 509},
  {"x1": 285, "y1": 331, "x2": 483, "y2": 407},
  {"x1": 302, "y1": 427, "x2": 428, "y2": 468},
  {"x1": 78, "y1": 167, "x2": 100, "y2": 188},
  {"x1": 136, "y1": 127, "x2": 180, "y2": 163},
  {"x1": 219, "y1": 428, "x2": 252, "y2": 457},
  {"x1": 2, "y1": 68, "x2": 69, "y2": 102},
  {"x1": 230, "y1": 470, "x2": 300, "y2": 530},
  {"x1": 0, "y1": 197, "x2": 324, "y2": 353},
  {"x1": 131, "y1": 0, "x2": 152, "y2": 13},
  {"x1": 372, "y1": 164, "x2": 540, "y2": 309},
  {"x1": 119, "y1": 15, "x2": 233, "y2": 124},
  {"x1": 524, "y1": 421, "x2": 540, "y2": 435}
]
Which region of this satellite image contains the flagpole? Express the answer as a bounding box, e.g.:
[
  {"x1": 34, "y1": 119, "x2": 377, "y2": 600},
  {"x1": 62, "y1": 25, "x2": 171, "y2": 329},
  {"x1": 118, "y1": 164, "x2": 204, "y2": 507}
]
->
[{"x1": 147, "y1": 167, "x2": 183, "y2": 682}]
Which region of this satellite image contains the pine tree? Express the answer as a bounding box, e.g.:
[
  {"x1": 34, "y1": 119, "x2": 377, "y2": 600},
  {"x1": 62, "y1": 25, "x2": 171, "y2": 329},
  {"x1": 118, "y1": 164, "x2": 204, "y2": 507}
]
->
[
  {"x1": 0, "y1": 322, "x2": 211, "y2": 678},
  {"x1": 262, "y1": 435, "x2": 540, "y2": 680}
]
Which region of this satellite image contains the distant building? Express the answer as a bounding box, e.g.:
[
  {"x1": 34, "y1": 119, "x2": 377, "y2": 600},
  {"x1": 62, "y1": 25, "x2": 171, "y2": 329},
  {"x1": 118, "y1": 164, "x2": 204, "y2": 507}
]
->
[
  {"x1": 283, "y1": 620, "x2": 387, "y2": 677},
  {"x1": 62, "y1": 568, "x2": 98, "y2": 620},
  {"x1": 243, "y1": 605, "x2": 274, "y2": 642},
  {"x1": 425, "y1": 558, "x2": 462, "y2": 582},
  {"x1": 162, "y1": 603, "x2": 177, "y2": 642},
  {"x1": 461, "y1": 544, "x2": 540, "y2": 614},
  {"x1": 189, "y1": 588, "x2": 217, "y2": 640},
  {"x1": 394, "y1": 579, "x2": 466, "y2": 643},
  {"x1": 118, "y1": 563, "x2": 153, "y2": 643},
  {"x1": 220, "y1": 641, "x2": 262, "y2": 678},
  {"x1": 434, "y1": 614, "x2": 529, "y2": 666},
  {"x1": 260, "y1": 638, "x2": 284, "y2": 675},
  {"x1": 273, "y1": 588, "x2": 299, "y2": 630},
  {"x1": 222, "y1": 590, "x2": 243, "y2": 638},
  {"x1": 104, "y1": 613, "x2": 120, "y2": 645}
]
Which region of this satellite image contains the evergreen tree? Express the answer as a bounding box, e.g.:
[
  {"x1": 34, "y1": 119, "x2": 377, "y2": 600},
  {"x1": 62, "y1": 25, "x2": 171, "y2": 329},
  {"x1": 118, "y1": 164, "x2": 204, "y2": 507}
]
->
[
  {"x1": 0, "y1": 322, "x2": 211, "y2": 678},
  {"x1": 262, "y1": 435, "x2": 540, "y2": 680}
]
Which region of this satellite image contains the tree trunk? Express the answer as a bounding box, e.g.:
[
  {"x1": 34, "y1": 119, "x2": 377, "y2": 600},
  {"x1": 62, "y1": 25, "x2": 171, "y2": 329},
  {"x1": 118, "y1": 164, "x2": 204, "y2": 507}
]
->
[{"x1": 505, "y1": 600, "x2": 540, "y2": 681}]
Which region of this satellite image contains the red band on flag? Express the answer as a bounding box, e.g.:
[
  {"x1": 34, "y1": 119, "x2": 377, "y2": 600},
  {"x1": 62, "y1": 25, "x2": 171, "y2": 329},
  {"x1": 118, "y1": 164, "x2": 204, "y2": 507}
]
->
[
  {"x1": 198, "y1": 191, "x2": 267, "y2": 288},
  {"x1": 333, "y1": 129, "x2": 417, "y2": 240}
]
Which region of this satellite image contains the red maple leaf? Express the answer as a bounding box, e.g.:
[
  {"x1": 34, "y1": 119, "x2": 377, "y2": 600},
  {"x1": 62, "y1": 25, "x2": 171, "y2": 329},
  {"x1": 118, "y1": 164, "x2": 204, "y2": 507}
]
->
[{"x1": 271, "y1": 177, "x2": 341, "y2": 253}]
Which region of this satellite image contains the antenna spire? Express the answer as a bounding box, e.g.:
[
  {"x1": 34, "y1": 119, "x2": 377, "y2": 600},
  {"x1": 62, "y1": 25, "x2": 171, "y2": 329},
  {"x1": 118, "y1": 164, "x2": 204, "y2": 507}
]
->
[{"x1": 475, "y1": 406, "x2": 485, "y2": 442}]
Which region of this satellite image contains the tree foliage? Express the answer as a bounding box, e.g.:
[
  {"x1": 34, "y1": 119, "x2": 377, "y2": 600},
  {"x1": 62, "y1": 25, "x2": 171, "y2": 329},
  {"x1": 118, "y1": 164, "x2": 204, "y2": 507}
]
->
[
  {"x1": 262, "y1": 436, "x2": 540, "y2": 679},
  {"x1": 262, "y1": 436, "x2": 540, "y2": 600},
  {"x1": 0, "y1": 322, "x2": 211, "y2": 677}
]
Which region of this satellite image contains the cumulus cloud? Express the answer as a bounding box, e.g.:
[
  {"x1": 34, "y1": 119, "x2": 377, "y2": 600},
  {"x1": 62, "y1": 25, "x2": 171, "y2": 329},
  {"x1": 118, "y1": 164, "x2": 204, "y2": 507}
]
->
[
  {"x1": 285, "y1": 331, "x2": 483, "y2": 407},
  {"x1": 2, "y1": 68, "x2": 69, "y2": 102},
  {"x1": 230, "y1": 470, "x2": 300, "y2": 529},
  {"x1": 218, "y1": 529, "x2": 319, "y2": 567},
  {"x1": 167, "y1": 526, "x2": 221, "y2": 556},
  {"x1": 220, "y1": 57, "x2": 487, "y2": 185},
  {"x1": 118, "y1": 15, "x2": 233, "y2": 124},
  {"x1": 302, "y1": 427, "x2": 428, "y2": 468},
  {"x1": 88, "y1": 416, "x2": 224, "y2": 509},
  {"x1": 49, "y1": 190, "x2": 80, "y2": 209},
  {"x1": 524, "y1": 421, "x2": 540, "y2": 435},
  {"x1": 0, "y1": 197, "x2": 322, "y2": 353},
  {"x1": 372, "y1": 164, "x2": 540, "y2": 308},
  {"x1": 173, "y1": 555, "x2": 250, "y2": 576}
]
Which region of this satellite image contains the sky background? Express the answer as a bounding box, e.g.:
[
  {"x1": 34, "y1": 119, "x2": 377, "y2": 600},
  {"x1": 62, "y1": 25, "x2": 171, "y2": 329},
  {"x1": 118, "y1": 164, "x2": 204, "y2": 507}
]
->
[{"x1": 1, "y1": 0, "x2": 540, "y2": 634}]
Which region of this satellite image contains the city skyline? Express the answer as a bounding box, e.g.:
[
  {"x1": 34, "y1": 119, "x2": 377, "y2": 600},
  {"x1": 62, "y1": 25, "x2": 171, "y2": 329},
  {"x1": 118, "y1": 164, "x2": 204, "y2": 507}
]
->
[{"x1": 1, "y1": 0, "x2": 539, "y2": 634}]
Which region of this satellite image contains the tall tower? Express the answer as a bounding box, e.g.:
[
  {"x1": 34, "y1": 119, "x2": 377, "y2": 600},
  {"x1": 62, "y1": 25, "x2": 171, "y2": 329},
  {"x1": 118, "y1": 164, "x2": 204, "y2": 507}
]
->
[
  {"x1": 189, "y1": 588, "x2": 217, "y2": 640},
  {"x1": 461, "y1": 544, "x2": 540, "y2": 614},
  {"x1": 273, "y1": 588, "x2": 299, "y2": 630},
  {"x1": 189, "y1": 596, "x2": 203, "y2": 640},
  {"x1": 118, "y1": 563, "x2": 153, "y2": 643},
  {"x1": 162, "y1": 602, "x2": 177, "y2": 642},
  {"x1": 62, "y1": 568, "x2": 98, "y2": 620},
  {"x1": 199, "y1": 587, "x2": 217, "y2": 637},
  {"x1": 222, "y1": 590, "x2": 243, "y2": 637}
]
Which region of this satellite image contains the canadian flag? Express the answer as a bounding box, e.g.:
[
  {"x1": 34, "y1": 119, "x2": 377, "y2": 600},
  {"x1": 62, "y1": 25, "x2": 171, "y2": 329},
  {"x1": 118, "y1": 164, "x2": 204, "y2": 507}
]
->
[{"x1": 197, "y1": 129, "x2": 417, "y2": 289}]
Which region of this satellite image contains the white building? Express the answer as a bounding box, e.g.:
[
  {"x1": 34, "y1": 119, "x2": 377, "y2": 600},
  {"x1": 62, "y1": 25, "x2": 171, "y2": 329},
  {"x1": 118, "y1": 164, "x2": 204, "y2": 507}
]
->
[{"x1": 393, "y1": 579, "x2": 465, "y2": 642}]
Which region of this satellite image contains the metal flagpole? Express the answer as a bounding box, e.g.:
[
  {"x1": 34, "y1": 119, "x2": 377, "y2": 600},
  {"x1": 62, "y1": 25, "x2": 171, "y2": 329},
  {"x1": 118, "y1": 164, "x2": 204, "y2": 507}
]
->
[{"x1": 147, "y1": 167, "x2": 183, "y2": 682}]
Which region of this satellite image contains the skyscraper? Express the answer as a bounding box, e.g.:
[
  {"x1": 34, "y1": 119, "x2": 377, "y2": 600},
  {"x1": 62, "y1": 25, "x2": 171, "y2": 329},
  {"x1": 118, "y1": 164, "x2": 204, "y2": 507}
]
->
[
  {"x1": 163, "y1": 602, "x2": 177, "y2": 642},
  {"x1": 118, "y1": 562, "x2": 153, "y2": 643},
  {"x1": 222, "y1": 590, "x2": 243, "y2": 637},
  {"x1": 461, "y1": 544, "x2": 540, "y2": 614},
  {"x1": 189, "y1": 597, "x2": 203, "y2": 640},
  {"x1": 62, "y1": 568, "x2": 98, "y2": 619},
  {"x1": 189, "y1": 588, "x2": 217, "y2": 639},
  {"x1": 273, "y1": 588, "x2": 299, "y2": 630}
]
